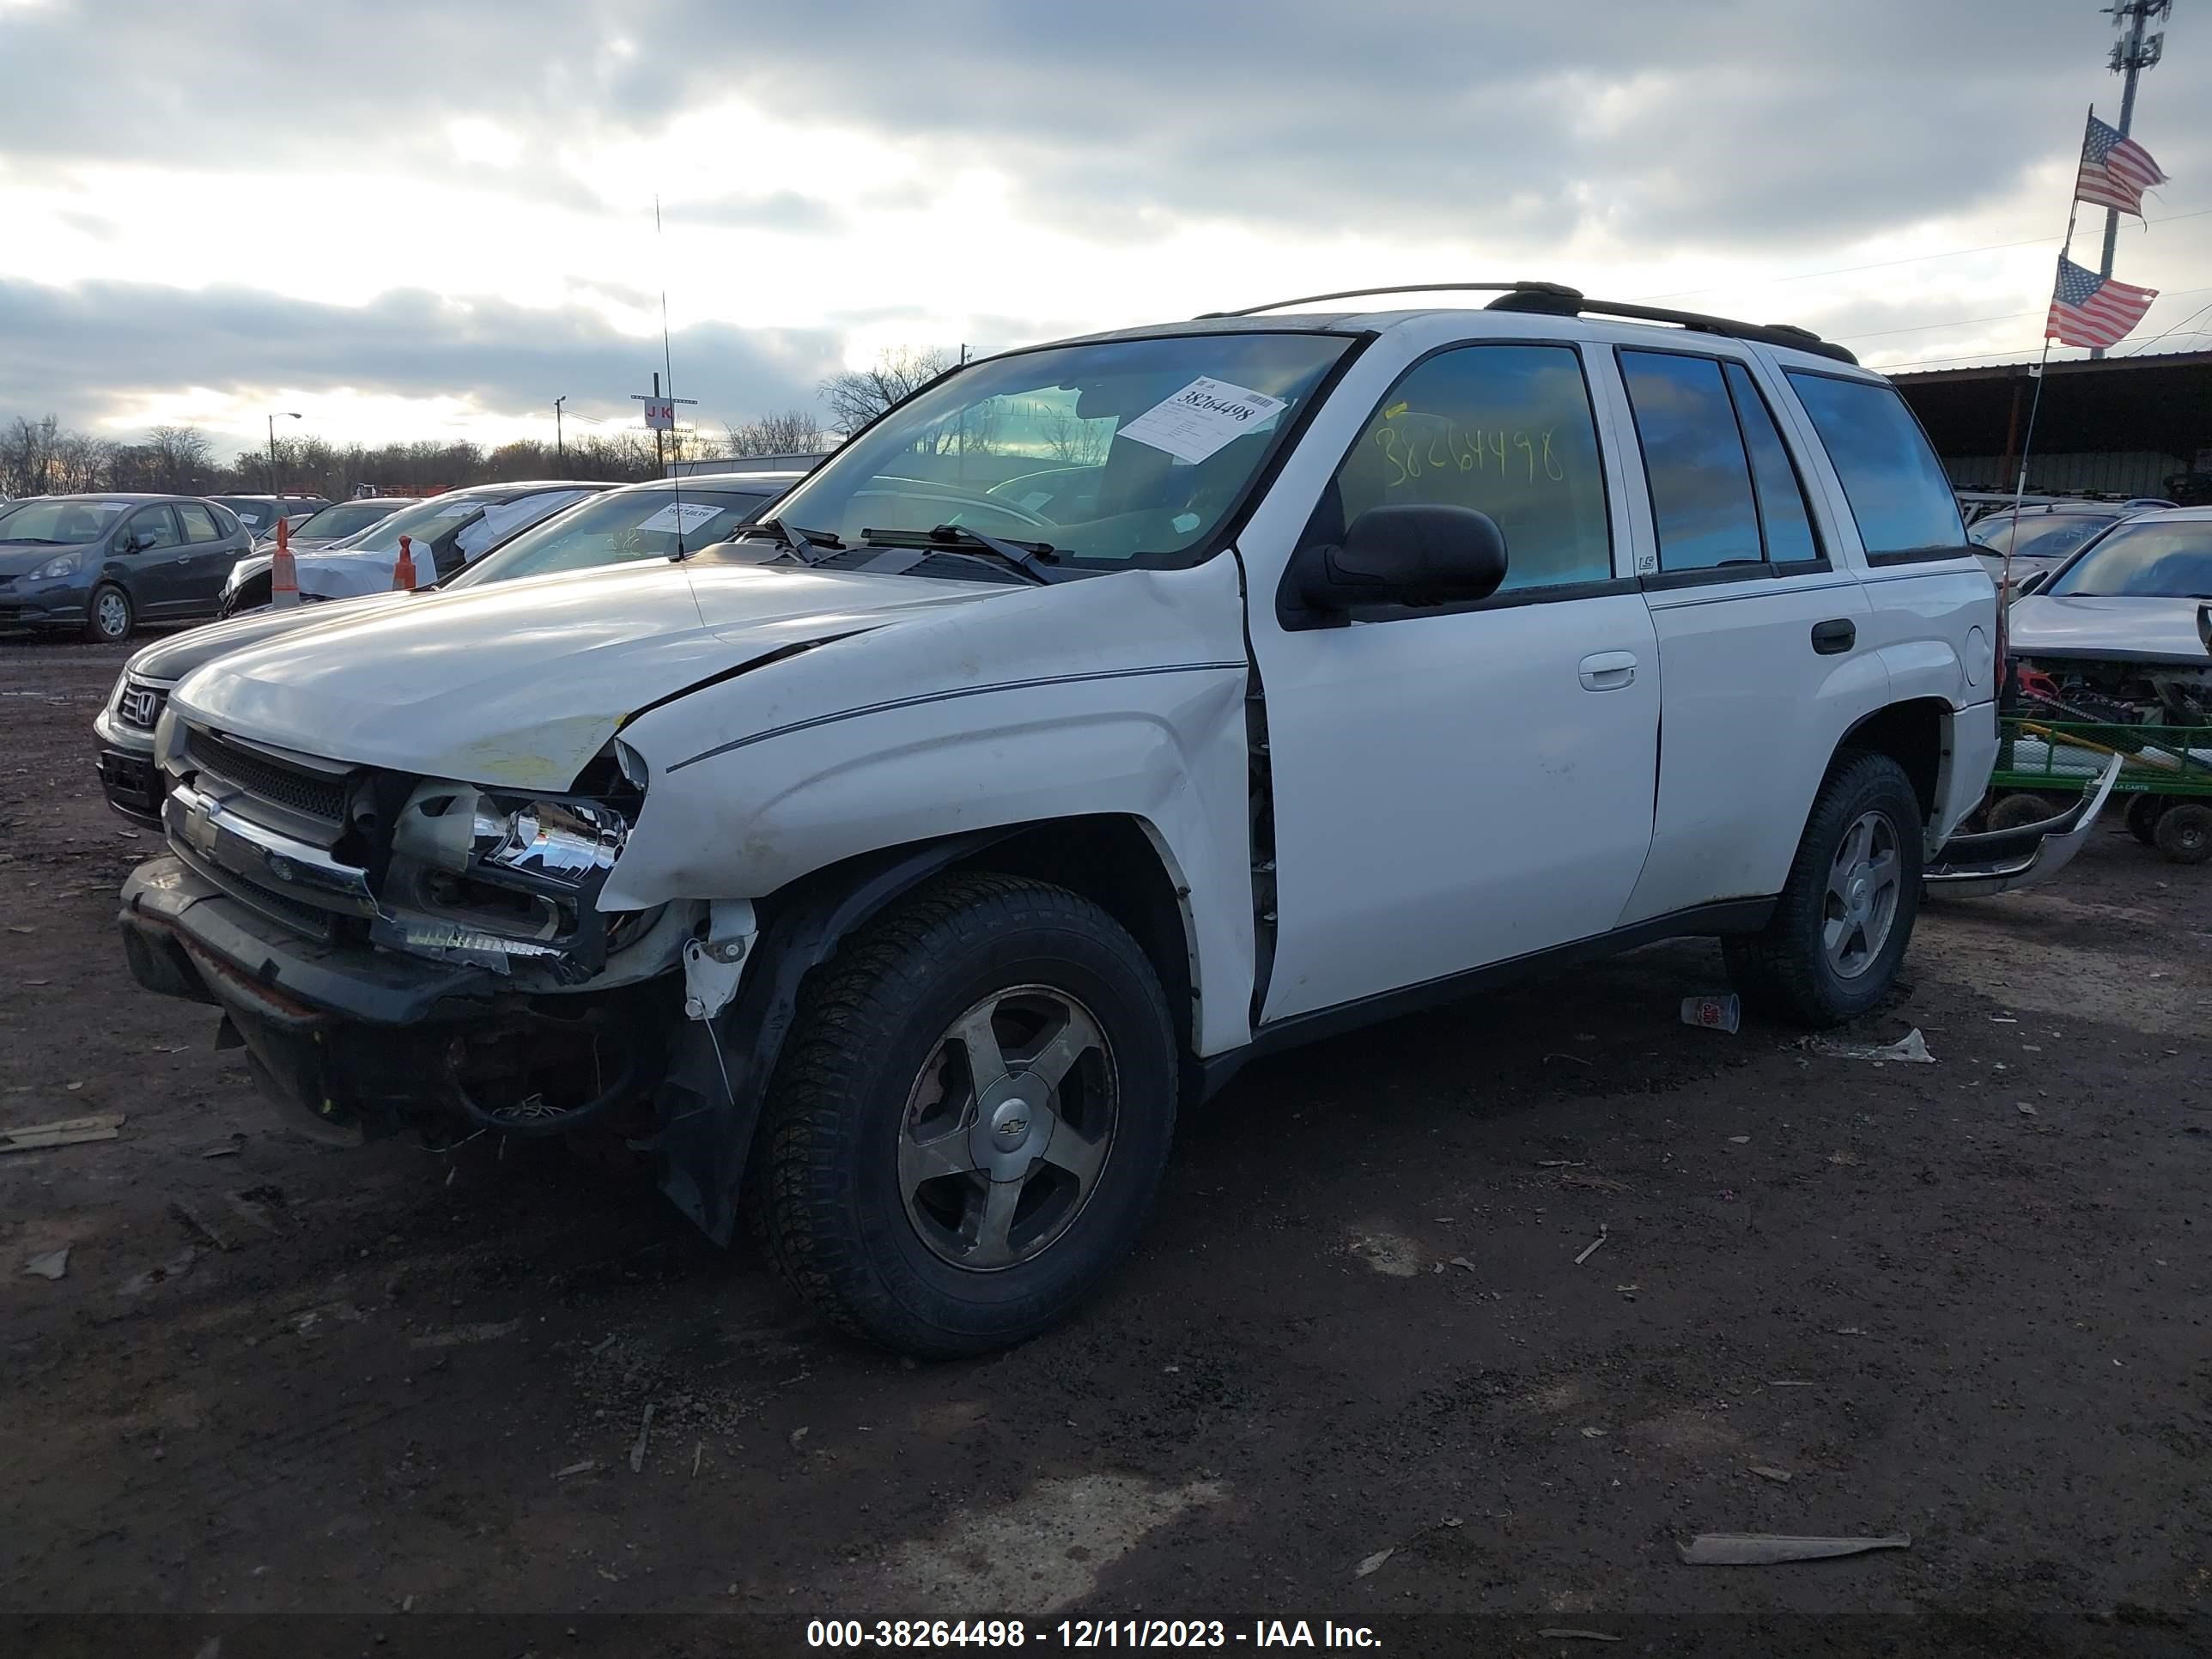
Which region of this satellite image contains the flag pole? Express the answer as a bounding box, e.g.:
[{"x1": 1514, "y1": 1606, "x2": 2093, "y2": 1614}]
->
[{"x1": 2001, "y1": 107, "x2": 2090, "y2": 623}]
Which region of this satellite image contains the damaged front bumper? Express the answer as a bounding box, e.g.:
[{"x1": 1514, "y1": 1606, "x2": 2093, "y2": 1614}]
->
[
  {"x1": 119, "y1": 855, "x2": 507, "y2": 1140},
  {"x1": 119, "y1": 853, "x2": 661, "y2": 1153},
  {"x1": 1923, "y1": 752, "x2": 2124, "y2": 898}
]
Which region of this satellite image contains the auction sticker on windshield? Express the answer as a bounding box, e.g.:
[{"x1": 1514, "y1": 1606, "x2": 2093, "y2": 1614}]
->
[
  {"x1": 635, "y1": 501, "x2": 726, "y2": 535},
  {"x1": 1117, "y1": 377, "x2": 1287, "y2": 465}
]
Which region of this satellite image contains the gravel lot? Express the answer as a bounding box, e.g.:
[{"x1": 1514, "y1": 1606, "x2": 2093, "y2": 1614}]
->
[{"x1": 3, "y1": 635, "x2": 2207, "y2": 1656}]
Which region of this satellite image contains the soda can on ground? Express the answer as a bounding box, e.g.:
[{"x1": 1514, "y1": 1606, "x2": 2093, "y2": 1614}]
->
[{"x1": 1680, "y1": 994, "x2": 1741, "y2": 1034}]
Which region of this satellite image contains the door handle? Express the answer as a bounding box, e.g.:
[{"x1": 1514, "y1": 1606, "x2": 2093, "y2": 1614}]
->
[
  {"x1": 1577, "y1": 651, "x2": 1638, "y2": 691},
  {"x1": 172, "y1": 556, "x2": 191, "y2": 565},
  {"x1": 1811, "y1": 618, "x2": 1856, "y2": 655}
]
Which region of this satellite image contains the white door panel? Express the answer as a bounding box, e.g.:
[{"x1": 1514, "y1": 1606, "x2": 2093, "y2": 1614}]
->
[
  {"x1": 1620, "y1": 579, "x2": 1887, "y2": 921},
  {"x1": 1256, "y1": 593, "x2": 1660, "y2": 1023}
]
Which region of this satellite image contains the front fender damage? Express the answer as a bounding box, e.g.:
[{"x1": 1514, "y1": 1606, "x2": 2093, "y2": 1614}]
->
[{"x1": 650, "y1": 833, "x2": 1010, "y2": 1243}]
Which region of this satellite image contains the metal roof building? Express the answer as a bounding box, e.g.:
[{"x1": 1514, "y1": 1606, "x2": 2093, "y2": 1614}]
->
[{"x1": 1891, "y1": 349, "x2": 2212, "y2": 502}]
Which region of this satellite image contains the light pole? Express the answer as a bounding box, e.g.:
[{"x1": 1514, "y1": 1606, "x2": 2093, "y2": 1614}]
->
[{"x1": 268, "y1": 410, "x2": 302, "y2": 496}]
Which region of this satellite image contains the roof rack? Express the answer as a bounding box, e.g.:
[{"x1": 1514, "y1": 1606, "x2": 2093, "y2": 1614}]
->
[
  {"x1": 1199, "y1": 281, "x2": 1580, "y2": 319},
  {"x1": 1200, "y1": 281, "x2": 1859, "y2": 367}
]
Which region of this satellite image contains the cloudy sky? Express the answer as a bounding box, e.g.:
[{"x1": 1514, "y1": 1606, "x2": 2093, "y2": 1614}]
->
[{"x1": 2, "y1": 0, "x2": 2207, "y2": 456}]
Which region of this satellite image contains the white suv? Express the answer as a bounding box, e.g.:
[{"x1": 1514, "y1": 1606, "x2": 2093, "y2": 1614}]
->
[{"x1": 118, "y1": 283, "x2": 1999, "y2": 1355}]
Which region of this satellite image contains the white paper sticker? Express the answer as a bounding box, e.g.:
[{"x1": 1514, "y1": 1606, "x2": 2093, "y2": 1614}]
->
[
  {"x1": 93, "y1": 501, "x2": 130, "y2": 516},
  {"x1": 1019, "y1": 490, "x2": 1054, "y2": 513},
  {"x1": 428, "y1": 501, "x2": 478, "y2": 521},
  {"x1": 1116, "y1": 377, "x2": 1287, "y2": 465},
  {"x1": 634, "y1": 501, "x2": 725, "y2": 535}
]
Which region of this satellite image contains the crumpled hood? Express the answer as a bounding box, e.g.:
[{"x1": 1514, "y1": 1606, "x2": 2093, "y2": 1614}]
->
[
  {"x1": 168, "y1": 559, "x2": 1006, "y2": 790},
  {"x1": 2007, "y1": 594, "x2": 2212, "y2": 667}
]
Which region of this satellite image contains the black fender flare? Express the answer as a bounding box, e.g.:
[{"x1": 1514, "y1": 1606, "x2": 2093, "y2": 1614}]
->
[{"x1": 652, "y1": 828, "x2": 1018, "y2": 1243}]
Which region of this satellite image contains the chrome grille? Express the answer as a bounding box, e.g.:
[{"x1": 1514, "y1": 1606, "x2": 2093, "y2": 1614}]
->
[
  {"x1": 186, "y1": 729, "x2": 348, "y2": 824},
  {"x1": 170, "y1": 836, "x2": 339, "y2": 943}
]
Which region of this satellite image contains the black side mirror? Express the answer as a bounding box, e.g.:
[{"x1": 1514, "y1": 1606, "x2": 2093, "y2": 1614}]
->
[
  {"x1": 2014, "y1": 570, "x2": 2048, "y2": 596},
  {"x1": 1299, "y1": 504, "x2": 1509, "y2": 611}
]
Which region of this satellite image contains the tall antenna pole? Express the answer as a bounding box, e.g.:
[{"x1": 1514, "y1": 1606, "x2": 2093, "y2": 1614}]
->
[
  {"x1": 2092, "y1": 0, "x2": 2170, "y2": 356},
  {"x1": 553, "y1": 396, "x2": 567, "y2": 466}
]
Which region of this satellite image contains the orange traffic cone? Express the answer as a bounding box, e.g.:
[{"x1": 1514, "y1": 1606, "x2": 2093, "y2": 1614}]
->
[
  {"x1": 270, "y1": 515, "x2": 300, "y2": 609},
  {"x1": 392, "y1": 534, "x2": 417, "y2": 592}
]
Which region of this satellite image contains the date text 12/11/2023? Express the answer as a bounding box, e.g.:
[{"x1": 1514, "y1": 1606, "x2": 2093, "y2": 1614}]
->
[{"x1": 805, "y1": 1618, "x2": 1383, "y2": 1648}]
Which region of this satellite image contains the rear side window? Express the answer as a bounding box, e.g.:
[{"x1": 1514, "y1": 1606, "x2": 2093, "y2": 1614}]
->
[
  {"x1": 176, "y1": 503, "x2": 222, "y2": 543},
  {"x1": 1322, "y1": 343, "x2": 1613, "y2": 593},
  {"x1": 1784, "y1": 373, "x2": 1965, "y2": 558},
  {"x1": 1618, "y1": 351, "x2": 1761, "y2": 573},
  {"x1": 1724, "y1": 363, "x2": 1820, "y2": 566}
]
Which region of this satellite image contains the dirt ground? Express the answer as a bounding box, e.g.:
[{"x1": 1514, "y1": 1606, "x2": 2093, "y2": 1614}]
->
[{"x1": 2, "y1": 635, "x2": 2207, "y2": 1658}]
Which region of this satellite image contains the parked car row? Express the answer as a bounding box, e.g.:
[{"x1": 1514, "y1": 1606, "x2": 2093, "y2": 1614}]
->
[
  {"x1": 1965, "y1": 494, "x2": 2177, "y2": 598},
  {"x1": 4, "y1": 472, "x2": 798, "y2": 642},
  {"x1": 94, "y1": 472, "x2": 802, "y2": 821},
  {"x1": 2, "y1": 493, "x2": 258, "y2": 639},
  {"x1": 106, "y1": 287, "x2": 2045, "y2": 1357}
]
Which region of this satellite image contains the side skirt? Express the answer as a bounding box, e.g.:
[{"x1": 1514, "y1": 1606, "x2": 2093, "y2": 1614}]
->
[{"x1": 1196, "y1": 896, "x2": 1776, "y2": 1099}]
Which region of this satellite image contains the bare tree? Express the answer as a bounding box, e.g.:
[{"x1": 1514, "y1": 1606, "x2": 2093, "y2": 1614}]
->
[
  {"x1": 143, "y1": 425, "x2": 215, "y2": 493},
  {"x1": 1, "y1": 415, "x2": 62, "y2": 496},
  {"x1": 52, "y1": 429, "x2": 114, "y2": 490},
  {"x1": 1038, "y1": 404, "x2": 1107, "y2": 466},
  {"x1": 725, "y1": 409, "x2": 826, "y2": 457},
  {"x1": 817, "y1": 347, "x2": 954, "y2": 435}
]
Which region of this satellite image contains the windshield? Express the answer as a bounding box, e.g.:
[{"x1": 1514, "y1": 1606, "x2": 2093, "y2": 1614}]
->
[
  {"x1": 2045, "y1": 520, "x2": 2212, "y2": 599},
  {"x1": 765, "y1": 332, "x2": 1354, "y2": 568},
  {"x1": 0, "y1": 498, "x2": 131, "y2": 544},
  {"x1": 1970, "y1": 512, "x2": 2117, "y2": 560},
  {"x1": 448, "y1": 486, "x2": 770, "y2": 588},
  {"x1": 289, "y1": 501, "x2": 398, "y2": 542},
  {"x1": 329, "y1": 493, "x2": 496, "y2": 554},
  {"x1": 216, "y1": 498, "x2": 282, "y2": 532}
]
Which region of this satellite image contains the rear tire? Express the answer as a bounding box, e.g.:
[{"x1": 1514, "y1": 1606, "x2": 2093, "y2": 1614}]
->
[
  {"x1": 2154, "y1": 802, "x2": 2212, "y2": 865},
  {"x1": 1724, "y1": 751, "x2": 1923, "y2": 1028},
  {"x1": 759, "y1": 872, "x2": 1177, "y2": 1358},
  {"x1": 84, "y1": 583, "x2": 134, "y2": 643},
  {"x1": 2124, "y1": 793, "x2": 2166, "y2": 847},
  {"x1": 1986, "y1": 793, "x2": 2059, "y2": 833}
]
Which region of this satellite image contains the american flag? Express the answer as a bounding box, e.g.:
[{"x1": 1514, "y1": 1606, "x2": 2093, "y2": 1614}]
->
[
  {"x1": 2075, "y1": 113, "x2": 2166, "y2": 216},
  {"x1": 2045, "y1": 257, "x2": 2158, "y2": 350}
]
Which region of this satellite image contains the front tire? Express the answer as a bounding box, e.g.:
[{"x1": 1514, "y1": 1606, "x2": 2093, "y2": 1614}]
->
[
  {"x1": 759, "y1": 872, "x2": 1177, "y2": 1357},
  {"x1": 1725, "y1": 751, "x2": 1923, "y2": 1028},
  {"x1": 84, "y1": 583, "x2": 134, "y2": 643}
]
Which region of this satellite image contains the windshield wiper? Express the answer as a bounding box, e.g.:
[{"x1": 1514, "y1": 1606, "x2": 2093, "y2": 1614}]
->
[
  {"x1": 2, "y1": 537, "x2": 73, "y2": 546},
  {"x1": 732, "y1": 518, "x2": 843, "y2": 566},
  {"x1": 860, "y1": 524, "x2": 1066, "y2": 585}
]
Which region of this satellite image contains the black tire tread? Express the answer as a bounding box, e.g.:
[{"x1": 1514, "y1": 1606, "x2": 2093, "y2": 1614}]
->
[
  {"x1": 757, "y1": 871, "x2": 1172, "y2": 1354},
  {"x1": 1986, "y1": 793, "x2": 2058, "y2": 834},
  {"x1": 1724, "y1": 750, "x2": 1923, "y2": 1028},
  {"x1": 2154, "y1": 801, "x2": 2212, "y2": 865},
  {"x1": 2124, "y1": 793, "x2": 2165, "y2": 847}
]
